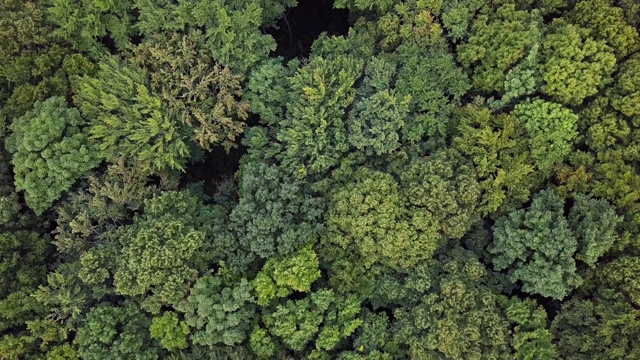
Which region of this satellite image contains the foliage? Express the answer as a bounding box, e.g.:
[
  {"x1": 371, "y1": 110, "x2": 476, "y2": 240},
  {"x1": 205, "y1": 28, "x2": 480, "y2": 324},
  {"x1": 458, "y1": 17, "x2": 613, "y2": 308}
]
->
[
  {"x1": 227, "y1": 158, "x2": 324, "y2": 269},
  {"x1": 540, "y1": 19, "x2": 616, "y2": 106},
  {"x1": 454, "y1": 104, "x2": 536, "y2": 215},
  {"x1": 134, "y1": 0, "x2": 277, "y2": 74},
  {"x1": 176, "y1": 274, "x2": 255, "y2": 347},
  {"x1": 0, "y1": 231, "x2": 49, "y2": 332},
  {"x1": 327, "y1": 150, "x2": 480, "y2": 270},
  {"x1": 490, "y1": 188, "x2": 618, "y2": 299},
  {"x1": 74, "y1": 56, "x2": 190, "y2": 172},
  {"x1": 254, "y1": 244, "x2": 321, "y2": 306},
  {"x1": 47, "y1": 0, "x2": 135, "y2": 54},
  {"x1": 150, "y1": 312, "x2": 190, "y2": 352},
  {"x1": 75, "y1": 302, "x2": 159, "y2": 360},
  {"x1": 112, "y1": 190, "x2": 222, "y2": 313},
  {"x1": 132, "y1": 30, "x2": 249, "y2": 151},
  {"x1": 457, "y1": 4, "x2": 536, "y2": 94},
  {"x1": 258, "y1": 289, "x2": 362, "y2": 354},
  {"x1": 276, "y1": 55, "x2": 364, "y2": 177},
  {"x1": 567, "y1": 0, "x2": 639, "y2": 59},
  {"x1": 512, "y1": 99, "x2": 578, "y2": 174},
  {"x1": 5, "y1": 96, "x2": 99, "y2": 215}
]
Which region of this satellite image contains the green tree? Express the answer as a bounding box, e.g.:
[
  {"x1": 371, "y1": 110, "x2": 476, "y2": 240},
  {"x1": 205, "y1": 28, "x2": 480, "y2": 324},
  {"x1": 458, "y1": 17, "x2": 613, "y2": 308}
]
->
[
  {"x1": 75, "y1": 302, "x2": 160, "y2": 360},
  {"x1": 540, "y1": 19, "x2": 616, "y2": 106},
  {"x1": 394, "y1": 41, "x2": 471, "y2": 149},
  {"x1": 254, "y1": 244, "x2": 321, "y2": 306},
  {"x1": 5, "y1": 96, "x2": 99, "y2": 215},
  {"x1": 112, "y1": 191, "x2": 223, "y2": 313},
  {"x1": 512, "y1": 99, "x2": 578, "y2": 174},
  {"x1": 568, "y1": 194, "x2": 621, "y2": 267},
  {"x1": 454, "y1": 104, "x2": 537, "y2": 215},
  {"x1": 326, "y1": 150, "x2": 480, "y2": 270},
  {"x1": 489, "y1": 189, "x2": 617, "y2": 299},
  {"x1": 47, "y1": 0, "x2": 135, "y2": 54},
  {"x1": 176, "y1": 274, "x2": 255, "y2": 347},
  {"x1": 276, "y1": 55, "x2": 364, "y2": 177},
  {"x1": 131, "y1": 30, "x2": 249, "y2": 152},
  {"x1": 150, "y1": 312, "x2": 190, "y2": 352},
  {"x1": 256, "y1": 289, "x2": 362, "y2": 355},
  {"x1": 552, "y1": 256, "x2": 640, "y2": 359},
  {"x1": 0, "y1": 231, "x2": 49, "y2": 332},
  {"x1": 74, "y1": 56, "x2": 190, "y2": 172},
  {"x1": 457, "y1": 4, "x2": 536, "y2": 94},
  {"x1": 134, "y1": 0, "x2": 276, "y2": 74},
  {"x1": 382, "y1": 247, "x2": 557, "y2": 359},
  {"x1": 53, "y1": 158, "x2": 178, "y2": 259},
  {"x1": 227, "y1": 158, "x2": 324, "y2": 269},
  {"x1": 346, "y1": 57, "x2": 411, "y2": 156},
  {"x1": 567, "y1": 0, "x2": 639, "y2": 59}
]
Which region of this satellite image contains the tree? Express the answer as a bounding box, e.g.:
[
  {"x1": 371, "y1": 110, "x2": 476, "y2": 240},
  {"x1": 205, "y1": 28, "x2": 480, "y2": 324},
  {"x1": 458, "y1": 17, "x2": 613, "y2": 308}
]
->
[
  {"x1": 53, "y1": 158, "x2": 178, "y2": 259},
  {"x1": 5, "y1": 96, "x2": 99, "y2": 215},
  {"x1": 47, "y1": 0, "x2": 135, "y2": 54},
  {"x1": 326, "y1": 150, "x2": 480, "y2": 270},
  {"x1": 226, "y1": 158, "x2": 324, "y2": 270},
  {"x1": 394, "y1": 41, "x2": 471, "y2": 149},
  {"x1": 131, "y1": 30, "x2": 249, "y2": 152},
  {"x1": 134, "y1": 0, "x2": 277, "y2": 74},
  {"x1": 568, "y1": 194, "x2": 621, "y2": 267},
  {"x1": 112, "y1": 190, "x2": 223, "y2": 313},
  {"x1": 457, "y1": 4, "x2": 536, "y2": 94},
  {"x1": 552, "y1": 257, "x2": 640, "y2": 359},
  {"x1": 253, "y1": 244, "x2": 321, "y2": 306},
  {"x1": 74, "y1": 56, "x2": 190, "y2": 172},
  {"x1": 540, "y1": 19, "x2": 616, "y2": 106},
  {"x1": 75, "y1": 302, "x2": 160, "y2": 360},
  {"x1": 346, "y1": 57, "x2": 411, "y2": 156},
  {"x1": 0, "y1": 231, "x2": 49, "y2": 332},
  {"x1": 381, "y1": 247, "x2": 557, "y2": 359},
  {"x1": 512, "y1": 99, "x2": 578, "y2": 174},
  {"x1": 255, "y1": 289, "x2": 362, "y2": 356},
  {"x1": 567, "y1": 0, "x2": 639, "y2": 59},
  {"x1": 454, "y1": 104, "x2": 537, "y2": 215},
  {"x1": 176, "y1": 274, "x2": 255, "y2": 347},
  {"x1": 490, "y1": 189, "x2": 581, "y2": 299},
  {"x1": 276, "y1": 55, "x2": 364, "y2": 177},
  {"x1": 150, "y1": 312, "x2": 190, "y2": 352}
]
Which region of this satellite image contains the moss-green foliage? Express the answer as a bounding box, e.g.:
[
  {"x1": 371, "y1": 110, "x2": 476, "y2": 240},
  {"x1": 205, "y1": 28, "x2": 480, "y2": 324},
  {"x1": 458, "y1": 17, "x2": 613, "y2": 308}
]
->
[
  {"x1": 255, "y1": 289, "x2": 362, "y2": 356},
  {"x1": 326, "y1": 150, "x2": 480, "y2": 270},
  {"x1": 458, "y1": 4, "x2": 536, "y2": 94},
  {"x1": 254, "y1": 244, "x2": 321, "y2": 306},
  {"x1": 135, "y1": 0, "x2": 276, "y2": 74},
  {"x1": 111, "y1": 190, "x2": 222, "y2": 313},
  {"x1": 490, "y1": 189, "x2": 619, "y2": 299},
  {"x1": 0, "y1": 231, "x2": 49, "y2": 332},
  {"x1": 131, "y1": 30, "x2": 249, "y2": 152},
  {"x1": 74, "y1": 56, "x2": 190, "y2": 172},
  {"x1": 552, "y1": 256, "x2": 640, "y2": 359},
  {"x1": 5, "y1": 96, "x2": 99, "y2": 215},
  {"x1": 454, "y1": 104, "x2": 536, "y2": 215},
  {"x1": 540, "y1": 19, "x2": 616, "y2": 106},
  {"x1": 567, "y1": 0, "x2": 640, "y2": 59},
  {"x1": 150, "y1": 312, "x2": 190, "y2": 352},
  {"x1": 177, "y1": 274, "x2": 255, "y2": 347}
]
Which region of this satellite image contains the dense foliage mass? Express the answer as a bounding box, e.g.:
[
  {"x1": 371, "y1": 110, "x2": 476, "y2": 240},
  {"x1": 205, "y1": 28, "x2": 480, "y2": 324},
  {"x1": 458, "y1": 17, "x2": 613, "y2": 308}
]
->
[{"x1": 1, "y1": 0, "x2": 640, "y2": 358}]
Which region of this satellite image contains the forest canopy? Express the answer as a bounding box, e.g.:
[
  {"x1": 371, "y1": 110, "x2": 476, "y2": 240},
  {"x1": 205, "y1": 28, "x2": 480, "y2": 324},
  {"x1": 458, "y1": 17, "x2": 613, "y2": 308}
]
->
[{"x1": 2, "y1": 0, "x2": 640, "y2": 359}]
